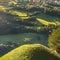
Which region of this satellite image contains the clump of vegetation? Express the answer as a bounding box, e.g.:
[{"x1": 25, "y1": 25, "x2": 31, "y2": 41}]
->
[
  {"x1": 0, "y1": 44, "x2": 60, "y2": 60},
  {"x1": 48, "y1": 28, "x2": 60, "y2": 54}
]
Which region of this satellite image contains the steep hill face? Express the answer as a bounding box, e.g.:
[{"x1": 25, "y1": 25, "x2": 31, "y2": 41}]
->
[{"x1": 0, "y1": 44, "x2": 60, "y2": 60}]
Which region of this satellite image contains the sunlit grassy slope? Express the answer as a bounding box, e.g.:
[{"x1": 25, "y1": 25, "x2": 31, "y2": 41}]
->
[
  {"x1": 0, "y1": 5, "x2": 29, "y2": 19},
  {"x1": 0, "y1": 44, "x2": 60, "y2": 60},
  {"x1": 36, "y1": 18, "x2": 57, "y2": 26},
  {"x1": 9, "y1": 10, "x2": 28, "y2": 17},
  {"x1": 0, "y1": 5, "x2": 60, "y2": 26}
]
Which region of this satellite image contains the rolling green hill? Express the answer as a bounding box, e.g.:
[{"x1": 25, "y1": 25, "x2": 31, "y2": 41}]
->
[
  {"x1": 0, "y1": 44, "x2": 60, "y2": 60},
  {"x1": 0, "y1": 4, "x2": 60, "y2": 58}
]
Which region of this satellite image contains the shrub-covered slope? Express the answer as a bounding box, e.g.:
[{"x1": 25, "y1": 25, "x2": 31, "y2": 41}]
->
[{"x1": 0, "y1": 44, "x2": 60, "y2": 60}]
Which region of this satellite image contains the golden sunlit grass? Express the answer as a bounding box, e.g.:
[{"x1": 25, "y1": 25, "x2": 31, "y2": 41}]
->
[
  {"x1": 0, "y1": 6, "x2": 7, "y2": 12},
  {"x1": 0, "y1": 44, "x2": 60, "y2": 60},
  {"x1": 9, "y1": 10, "x2": 28, "y2": 17},
  {"x1": 36, "y1": 18, "x2": 58, "y2": 26},
  {"x1": 9, "y1": 1, "x2": 17, "y2": 6},
  {"x1": 0, "y1": 5, "x2": 29, "y2": 19}
]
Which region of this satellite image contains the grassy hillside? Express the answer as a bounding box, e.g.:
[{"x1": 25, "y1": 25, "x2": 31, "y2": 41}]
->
[
  {"x1": 0, "y1": 33, "x2": 48, "y2": 57},
  {"x1": 0, "y1": 5, "x2": 28, "y2": 17},
  {"x1": 0, "y1": 4, "x2": 60, "y2": 58},
  {"x1": 0, "y1": 5, "x2": 60, "y2": 34},
  {"x1": 36, "y1": 18, "x2": 57, "y2": 26},
  {"x1": 0, "y1": 44, "x2": 60, "y2": 60},
  {"x1": 0, "y1": 5, "x2": 60, "y2": 25}
]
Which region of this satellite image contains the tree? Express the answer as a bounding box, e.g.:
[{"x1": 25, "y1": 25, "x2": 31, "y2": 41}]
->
[{"x1": 48, "y1": 28, "x2": 60, "y2": 54}]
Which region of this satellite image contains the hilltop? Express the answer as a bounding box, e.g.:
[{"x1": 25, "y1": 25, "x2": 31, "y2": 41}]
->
[{"x1": 0, "y1": 44, "x2": 60, "y2": 60}]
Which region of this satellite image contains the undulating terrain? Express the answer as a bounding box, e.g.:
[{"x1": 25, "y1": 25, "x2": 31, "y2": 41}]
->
[{"x1": 0, "y1": 0, "x2": 60, "y2": 60}]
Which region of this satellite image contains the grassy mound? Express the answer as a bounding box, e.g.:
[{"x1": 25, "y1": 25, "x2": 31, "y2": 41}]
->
[{"x1": 0, "y1": 44, "x2": 60, "y2": 60}]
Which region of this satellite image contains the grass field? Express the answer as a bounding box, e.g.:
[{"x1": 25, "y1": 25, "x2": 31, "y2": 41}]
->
[{"x1": 0, "y1": 4, "x2": 60, "y2": 59}]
